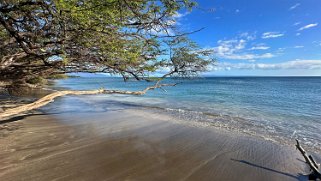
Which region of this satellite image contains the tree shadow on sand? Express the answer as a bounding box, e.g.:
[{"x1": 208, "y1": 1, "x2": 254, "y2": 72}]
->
[{"x1": 231, "y1": 159, "x2": 308, "y2": 181}]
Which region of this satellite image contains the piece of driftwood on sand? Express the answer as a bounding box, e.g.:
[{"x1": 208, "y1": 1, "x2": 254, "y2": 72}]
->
[
  {"x1": 296, "y1": 139, "x2": 321, "y2": 180},
  {"x1": 0, "y1": 82, "x2": 177, "y2": 120}
]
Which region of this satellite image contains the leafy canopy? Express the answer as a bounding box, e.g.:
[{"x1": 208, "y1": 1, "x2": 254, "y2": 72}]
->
[{"x1": 0, "y1": 0, "x2": 214, "y2": 82}]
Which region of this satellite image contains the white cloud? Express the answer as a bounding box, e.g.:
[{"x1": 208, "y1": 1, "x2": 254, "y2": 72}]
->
[
  {"x1": 293, "y1": 22, "x2": 301, "y2": 26},
  {"x1": 294, "y1": 45, "x2": 304, "y2": 48},
  {"x1": 235, "y1": 9, "x2": 240, "y2": 13},
  {"x1": 211, "y1": 60, "x2": 321, "y2": 71},
  {"x1": 172, "y1": 11, "x2": 190, "y2": 19},
  {"x1": 289, "y1": 3, "x2": 300, "y2": 11},
  {"x1": 298, "y1": 23, "x2": 318, "y2": 31},
  {"x1": 210, "y1": 34, "x2": 276, "y2": 61},
  {"x1": 215, "y1": 39, "x2": 246, "y2": 54},
  {"x1": 296, "y1": 33, "x2": 301, "y2": 36},
  {"x1": 249, "y1": 45, "x2": 270, "y2": 50},
  {"x1": 172, "y1": 12, "x2": 185, "y2": 19},
  {"x1": 262, "y1": 32, "x2": 285, "y2": 39},
  {"x1": 239, "y1": 32, "x2": 256, "y2": 41},
  {"x1": 221, "y1": 53, "x2": 274, "y2": 60}
]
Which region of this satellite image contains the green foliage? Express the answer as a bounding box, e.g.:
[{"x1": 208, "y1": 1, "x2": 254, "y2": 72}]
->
[
  {"x1": 26, "y1": 77, "x2": 48, "y2": 85},
  {"x1": 0, "y1": 0, "x2": 214, "y2": 82},
  {"x1": 47, "y1": 74, "x2": 69, "y2": 79}
]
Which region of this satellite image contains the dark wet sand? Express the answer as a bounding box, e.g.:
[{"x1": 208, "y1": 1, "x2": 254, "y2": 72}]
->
[{"x1": 0, "y1": 108, "x2": 317, "y2": 181}]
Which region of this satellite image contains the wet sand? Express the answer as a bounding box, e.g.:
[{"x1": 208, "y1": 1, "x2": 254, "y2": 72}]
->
[{"x1": 0, "y1": 107, "x2": 317, "y2": 181}]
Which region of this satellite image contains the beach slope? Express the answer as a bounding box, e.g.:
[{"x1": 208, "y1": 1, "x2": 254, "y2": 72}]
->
[{"x1": 0, "y1": 108, "x2": 313, "y2": 181}]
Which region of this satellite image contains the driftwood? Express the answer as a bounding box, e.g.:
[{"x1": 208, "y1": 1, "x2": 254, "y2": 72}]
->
[
  {"x1": 295, "y1": 139, "x2": 321, "y2": 180},
  {"x1": 0, "y1": 82, "x2": 177, "y2": 120}
]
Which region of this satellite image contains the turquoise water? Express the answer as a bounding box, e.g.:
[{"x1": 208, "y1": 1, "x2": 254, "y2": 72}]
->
[{"x1": 54, "y1": 77, "x2": 321, "y2": 151}]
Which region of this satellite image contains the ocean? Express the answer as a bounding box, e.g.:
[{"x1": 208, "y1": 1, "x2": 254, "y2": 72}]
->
[{"x1": 51, "y1": 76, "x2": 321, "y2": 152}]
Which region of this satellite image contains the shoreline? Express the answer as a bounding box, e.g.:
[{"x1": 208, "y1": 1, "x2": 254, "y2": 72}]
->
[
  {"x1": 0, "y1": 103, "x2": 319, "y2": 180},
  {"x1": 151, "y1": 106, "x2": 321, "y2": 155},
  {"x1": 36, "y1": 92, "x2": 321, "y2": 155}
]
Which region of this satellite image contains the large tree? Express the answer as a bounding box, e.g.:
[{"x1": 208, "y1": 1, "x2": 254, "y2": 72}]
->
[{"x1": 0, "y1": 0, "x2": 214, "y2": 119}]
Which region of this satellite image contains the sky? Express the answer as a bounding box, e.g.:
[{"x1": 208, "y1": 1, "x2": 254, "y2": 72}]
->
[{"x1": 176, "y1": 0, "x2": 321, "y2": 76}]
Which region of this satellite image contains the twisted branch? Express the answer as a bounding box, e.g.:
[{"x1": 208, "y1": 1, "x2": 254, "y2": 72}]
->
[
  {"x1": 0, "y1": 82, "x2": 178, "y2": 120},
  {"x1": 295, "y1": 139, "x2": 321, "y2": 180}
]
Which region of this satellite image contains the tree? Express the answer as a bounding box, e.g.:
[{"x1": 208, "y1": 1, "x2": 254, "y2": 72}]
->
[{"x1": 0, "y1": 0, "x2": 214, "y2": 120}]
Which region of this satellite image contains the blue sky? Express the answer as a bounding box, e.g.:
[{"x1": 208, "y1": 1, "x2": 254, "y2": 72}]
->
[{"x1": 177, "y1": 0, "x2": 321, "y2": 76}]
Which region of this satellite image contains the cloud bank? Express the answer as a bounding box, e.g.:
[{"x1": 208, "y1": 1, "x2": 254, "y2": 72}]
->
[
  {"x1": 210, "y1": 33, "x2": 276, "y2": 61},
  {"x1": 211, "y1": 60, "x2": 321, "y2": 71}
]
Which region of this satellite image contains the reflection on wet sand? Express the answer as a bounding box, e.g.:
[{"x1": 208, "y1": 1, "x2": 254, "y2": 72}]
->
[{"x1": 0, "y1": 108, "x2": 313, "y2": 181}]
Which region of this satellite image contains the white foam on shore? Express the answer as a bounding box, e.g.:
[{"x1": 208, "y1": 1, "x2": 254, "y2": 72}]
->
[
  {"x1": 151, "y1": 106, "x2": 321, "y2": 154},
  {"x1": 42, "y1": 94, "x2": 321, "y2": 155}
]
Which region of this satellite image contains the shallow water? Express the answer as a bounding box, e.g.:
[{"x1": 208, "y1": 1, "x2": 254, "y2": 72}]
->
[{"x1": 54, "y1": 76, "x2": 321, "y2": 152}]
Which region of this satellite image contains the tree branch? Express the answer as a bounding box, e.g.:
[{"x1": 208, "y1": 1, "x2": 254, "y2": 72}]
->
[
  {"x1": 0, "y1": 82, "x2": 178, "y2": 120},
  {"x1": 295, "y1": 139, "x2": 321, "y2": 180}
]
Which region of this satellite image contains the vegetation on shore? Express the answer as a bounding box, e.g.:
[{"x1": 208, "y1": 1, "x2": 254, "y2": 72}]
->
[
  {"x1": 0, "y1": 0, "x2": 214, "y2": 87},
  {"x1": 0, "y1": 0, "x2": 214, "y2": 119}
]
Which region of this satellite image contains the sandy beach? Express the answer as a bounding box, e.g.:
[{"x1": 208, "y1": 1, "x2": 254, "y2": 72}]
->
[
  {"x1": 0, "y1": 102, "x2": 318, "y2": 181},
  {"x1": 1, "y1": 0, "x2": 321, "y2": 180}
]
